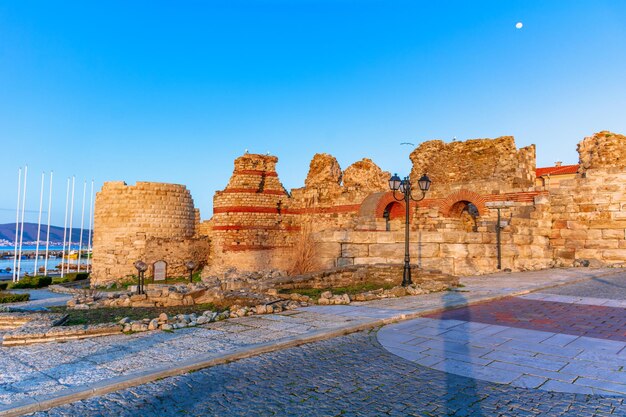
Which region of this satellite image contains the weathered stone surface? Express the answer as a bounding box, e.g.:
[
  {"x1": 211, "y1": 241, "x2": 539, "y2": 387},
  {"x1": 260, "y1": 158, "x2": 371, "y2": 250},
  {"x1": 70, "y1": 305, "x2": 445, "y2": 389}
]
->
[
  {"x1": 578, "y1": 131, "x2": 626, "y2": 172},
  {"x1": 305, "y1": 153, "x2": 342, "y2": 188},
  {"x1": 409, "y1": 136, "x2": 535, "y2": 197},
  {"x1": 342, "y1": 158, "x2": 389, "y2": 192}
]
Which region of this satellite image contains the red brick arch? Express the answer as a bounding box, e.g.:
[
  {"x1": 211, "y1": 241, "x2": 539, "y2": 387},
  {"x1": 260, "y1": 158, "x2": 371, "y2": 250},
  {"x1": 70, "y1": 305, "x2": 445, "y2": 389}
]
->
[
  {"x1": 439, "y1": 189, "x2": 487, "y2": 217},
  {"x1": 358, "y1": 191, "x2": 408, "y2": 219},
  {"x1": 374, "y1": 192, "x2": 407, "y2": 219}
]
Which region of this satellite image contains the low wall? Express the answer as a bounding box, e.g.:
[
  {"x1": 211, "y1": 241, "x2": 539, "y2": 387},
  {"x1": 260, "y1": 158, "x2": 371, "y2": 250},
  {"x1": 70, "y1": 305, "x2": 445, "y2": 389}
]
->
[{"x1": 262, "y1": 264, "x2": 458, "y2": 291}]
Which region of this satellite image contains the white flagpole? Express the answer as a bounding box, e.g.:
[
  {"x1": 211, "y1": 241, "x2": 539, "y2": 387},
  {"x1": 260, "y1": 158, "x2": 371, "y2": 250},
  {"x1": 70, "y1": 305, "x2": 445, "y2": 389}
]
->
[
  {"x1": 16, "y1": 165, "x2": 28, "y2": 280},
  {"x1": 34, "y1": 172, "x2": 45, "y2": 276},
  {"x1": 87, "y1": 179, "x2": 94, "y2": 273},
  {"x1": 44, "y1": 172, "x2": 53, "y2": 276},
  {"x1": 77, "y1": 181, "x2": 86, "y2": 273},
  {"x1": 12, "y1": 168, "x2": 22, "y2": 282},
  {"x1": 61, "y1": 177, "x2": 70, "y2": 278},
  {"x1": 67, "y1": 176, "x2": 75, "y2": 274}
]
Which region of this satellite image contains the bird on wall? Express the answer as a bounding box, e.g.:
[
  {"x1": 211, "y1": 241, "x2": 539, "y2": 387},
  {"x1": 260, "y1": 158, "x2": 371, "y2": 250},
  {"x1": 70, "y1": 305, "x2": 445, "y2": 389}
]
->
[{"x1": 245, "y1": 149, "x2": 249, "y2": 154}]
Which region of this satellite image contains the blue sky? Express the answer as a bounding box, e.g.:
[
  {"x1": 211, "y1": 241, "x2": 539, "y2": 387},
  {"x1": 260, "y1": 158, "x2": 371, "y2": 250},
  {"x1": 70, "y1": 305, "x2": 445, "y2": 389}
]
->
[{"x1": 1, "y1": 1, "x2": 625, "y2": 226}]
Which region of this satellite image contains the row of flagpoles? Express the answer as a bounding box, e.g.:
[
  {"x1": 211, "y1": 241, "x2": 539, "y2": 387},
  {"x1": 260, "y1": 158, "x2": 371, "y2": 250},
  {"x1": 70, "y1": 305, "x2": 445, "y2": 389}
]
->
[{"x1": 12, "y1": 166, "x2": 94, "y2": 282}]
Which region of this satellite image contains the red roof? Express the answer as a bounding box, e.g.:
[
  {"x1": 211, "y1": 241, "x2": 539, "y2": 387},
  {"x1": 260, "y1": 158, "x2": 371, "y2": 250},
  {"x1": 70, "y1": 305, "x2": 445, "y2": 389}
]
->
[{"x1": 536, "y1": 164, "x2": 579, "y2": 177}]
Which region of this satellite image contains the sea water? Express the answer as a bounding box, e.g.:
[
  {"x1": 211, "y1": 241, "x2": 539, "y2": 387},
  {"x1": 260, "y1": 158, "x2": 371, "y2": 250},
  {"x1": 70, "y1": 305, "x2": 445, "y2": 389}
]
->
[{"x1": 0, "y1": 245, "x2": 90, "y2": 278}]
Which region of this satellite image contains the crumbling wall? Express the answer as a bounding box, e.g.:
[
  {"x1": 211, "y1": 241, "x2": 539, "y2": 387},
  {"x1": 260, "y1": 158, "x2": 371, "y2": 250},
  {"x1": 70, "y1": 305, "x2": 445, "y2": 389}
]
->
[
  {"x1": 91, "y1": 182, "x2": 205, "y2": 285},
  {"x1": 548, "y1": 132, "x2": 626, "y2": 266},
  {"x1": 578, "y1": 131, "x2": 626, "y2": 172},
  {"x1": 410, "y1": 136, "x2": 536, "y2": 198},
  {"x1": 208, "y1": 154, "x2": 298, "y2": 274}
]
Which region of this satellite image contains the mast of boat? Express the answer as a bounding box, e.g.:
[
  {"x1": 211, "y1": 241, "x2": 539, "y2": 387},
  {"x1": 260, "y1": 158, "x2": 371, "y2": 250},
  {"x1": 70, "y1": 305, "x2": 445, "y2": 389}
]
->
[
  {"x1": 77, "y1": 181, "x2": 86, "y2": 273},
  {"x1": 61, "y1": 177, "x2": 70, "y2": 278},
  {"x1": 34, "y1": 172, "x2": 45, "y2": 276},
  {"x1": 87, "y1": 179, "x2": 94, "y2": 272},
  {"x1": 44, "y1": 172, "x2": 53, "y2": 276},
  {"x1": 66, "y1": 176, "x2": 75, "y2": 273},
  {"x1": 12, "y1": 168, "x2": 22, "y2": 282},
  {"x1": 16, "y1": 165, "x2": 28, "y2": 281}
]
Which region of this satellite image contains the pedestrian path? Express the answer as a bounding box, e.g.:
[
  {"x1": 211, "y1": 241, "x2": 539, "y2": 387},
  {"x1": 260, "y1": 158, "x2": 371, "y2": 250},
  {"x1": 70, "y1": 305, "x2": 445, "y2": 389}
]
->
[
  {"x1": 3, "y1": 289, "x2": 71, "y2": 311},
  {"x1": 0, "y1": 267, "x2": 621, "y2": 417}
]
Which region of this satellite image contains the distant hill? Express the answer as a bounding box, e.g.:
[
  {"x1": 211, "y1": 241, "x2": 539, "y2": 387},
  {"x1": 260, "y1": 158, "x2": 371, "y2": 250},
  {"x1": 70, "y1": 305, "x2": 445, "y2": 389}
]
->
[{"x1": 0, "y1": 223, "x2": 91, "y2": 244}]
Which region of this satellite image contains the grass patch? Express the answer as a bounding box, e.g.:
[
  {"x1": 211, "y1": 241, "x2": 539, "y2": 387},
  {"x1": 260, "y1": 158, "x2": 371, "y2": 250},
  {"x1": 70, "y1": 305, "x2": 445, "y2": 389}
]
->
[
  {"x1": 8, "y1": 275, "x2": 52, "y2": 289},
  {"x1": 279, "y1": 282, "x2": 396, "y2": 299},
  {"x1": 47, "y1": 303, "x2": 219, "y2": 326},
  {"x1": 0, "y1": 292, "x2": 30, "y2": 303},
  {"x1": 98, "y1": 271, "x2": 203, "y2": 292}
]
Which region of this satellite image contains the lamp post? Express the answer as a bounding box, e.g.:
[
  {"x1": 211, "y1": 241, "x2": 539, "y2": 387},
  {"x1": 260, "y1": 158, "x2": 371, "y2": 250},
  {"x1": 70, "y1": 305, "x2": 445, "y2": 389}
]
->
[
  {"x1": 388, "y1": 173, "x2": 432, "y2": 286},
  {"x1": 185, "y1": 260, "x2": 197, "y2": 283},
  {"x1": 133, "y1": 260, "x2": 148, "y2": 295}
]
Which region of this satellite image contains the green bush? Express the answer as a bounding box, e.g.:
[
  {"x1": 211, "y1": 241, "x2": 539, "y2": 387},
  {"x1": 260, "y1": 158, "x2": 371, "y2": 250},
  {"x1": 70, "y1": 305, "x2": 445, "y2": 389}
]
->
[
  {"x1": 0, "y1": 292, "x2": 30, "y2": 303},
  {"x1": 0, "y1": 282, "x2": 8, "y2": 291},
  {"x1": 63, "y1": 272, "x2": 90, "y2": 282},
  {"x1": 8, "y1": 275, "x2": 52, "y2": 289}
]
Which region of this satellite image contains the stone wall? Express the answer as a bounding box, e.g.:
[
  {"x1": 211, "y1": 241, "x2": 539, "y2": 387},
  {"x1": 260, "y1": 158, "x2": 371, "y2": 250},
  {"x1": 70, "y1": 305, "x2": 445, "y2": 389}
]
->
[
  {"x1": 578, "y1": 131, "x2": 626, "y2": 172},
  {"x1": 311, "y1": 197, "x2": 554, "y2": 276},
  {"x1": 548, "y1": 175, "x2": 626, "y2": 266},
  {"x1": 208, "y1": 154, "x2": 298, "y2": 274},
  {"x1": 207, "y1": 153, "x2": 390, "y2": 274},
  {"x1": 92, "y1": 131, "x2": 626, "y2": 283},
  {"x1": 91, "y1": 182, "x2": 205, "y2": 285},
  {"x1": 409, "y1": 136, "x2": 536, "y2": 198},
  {"x1": 265, "y1": 264, "x2": 458, "y2": 291}
]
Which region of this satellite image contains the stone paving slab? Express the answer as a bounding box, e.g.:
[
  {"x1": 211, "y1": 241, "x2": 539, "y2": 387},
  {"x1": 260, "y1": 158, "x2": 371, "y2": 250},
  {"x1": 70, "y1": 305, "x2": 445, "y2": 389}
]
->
[
  {"x1": 379, "y1": 286, "x2": 626, "y2": 396},
  {"x1": 0, "y1": 267, "x2": 621, "y2": 416}
]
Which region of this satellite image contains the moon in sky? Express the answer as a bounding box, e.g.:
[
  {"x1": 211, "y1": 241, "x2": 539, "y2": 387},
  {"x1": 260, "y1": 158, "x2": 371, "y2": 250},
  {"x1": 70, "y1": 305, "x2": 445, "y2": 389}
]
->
[{"x1": 516, "y1": 22, "x2": 523, "y2": 29}]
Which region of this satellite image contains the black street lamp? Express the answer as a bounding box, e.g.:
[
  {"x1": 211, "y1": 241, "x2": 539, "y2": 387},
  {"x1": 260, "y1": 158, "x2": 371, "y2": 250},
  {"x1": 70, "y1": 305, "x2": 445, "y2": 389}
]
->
[
  {"x1": 185, "y1": 260, "x2": 197, "y2": 283},
  {"x1": 133, "y1": 260, "x2": 148, "y2": 295},
  {"x1": 389, "y1": 173, "x2": 432, "y2": 286}
]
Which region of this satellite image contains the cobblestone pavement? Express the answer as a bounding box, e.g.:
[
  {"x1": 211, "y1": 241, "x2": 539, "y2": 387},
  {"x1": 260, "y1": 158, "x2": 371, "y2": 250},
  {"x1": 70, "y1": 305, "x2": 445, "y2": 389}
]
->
[
  {"x1": 28, "y1": 332, "x2": 626, "y2": 417},
  {"x1": 541, "y1": 274, "x2": 626, "y2": 300},
  {"x1": 0, "y1": 268, "x2": 621, "y2": 415}
]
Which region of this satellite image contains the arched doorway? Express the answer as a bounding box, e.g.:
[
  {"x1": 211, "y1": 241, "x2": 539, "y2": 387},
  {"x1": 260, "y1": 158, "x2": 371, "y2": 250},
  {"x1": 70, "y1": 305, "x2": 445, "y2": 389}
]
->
[
  {"x1": 383, "y1": 201, "x2": 404, "y2": 231},
  {"x1": 450, "y1": 201, "x2": 480, "y2": 232}
]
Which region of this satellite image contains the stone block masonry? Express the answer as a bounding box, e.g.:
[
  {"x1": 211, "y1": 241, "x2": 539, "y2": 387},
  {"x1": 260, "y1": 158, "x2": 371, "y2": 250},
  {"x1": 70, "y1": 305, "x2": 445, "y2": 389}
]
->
[
  {"x1": 91, "y1": 181, "x2": 207, "y2": 286},
  {"x1": 91, "y1": 131, "x2": 626, "y2": 284}
]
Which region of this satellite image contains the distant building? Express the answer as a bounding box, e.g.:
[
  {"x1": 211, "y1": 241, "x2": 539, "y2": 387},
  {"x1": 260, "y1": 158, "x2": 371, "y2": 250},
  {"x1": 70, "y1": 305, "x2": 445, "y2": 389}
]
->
[{"x1": 536, "y1": 162, "x2": 579, "y2": 188}]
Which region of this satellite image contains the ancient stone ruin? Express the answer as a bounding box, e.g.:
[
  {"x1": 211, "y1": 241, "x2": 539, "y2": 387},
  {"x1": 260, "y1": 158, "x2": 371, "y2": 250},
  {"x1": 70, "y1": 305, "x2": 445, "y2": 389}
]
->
[{"x1": 90, "y1": 131, "x2": 626, "y2": 287}]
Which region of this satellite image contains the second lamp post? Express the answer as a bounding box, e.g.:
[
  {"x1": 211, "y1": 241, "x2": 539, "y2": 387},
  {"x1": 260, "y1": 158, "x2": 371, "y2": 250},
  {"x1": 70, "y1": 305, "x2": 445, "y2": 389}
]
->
[{"x1": 388, "y1": 173, "x2": 432, "y2": 286}]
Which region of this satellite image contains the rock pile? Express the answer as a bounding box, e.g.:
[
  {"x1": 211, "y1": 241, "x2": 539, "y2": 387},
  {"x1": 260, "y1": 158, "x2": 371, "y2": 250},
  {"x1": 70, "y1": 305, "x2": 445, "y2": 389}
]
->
[
  {"x1": 118, "y1": 310, "x2": 230, "y2": 332},
  {"x1": 281, "y1": 281, "x2": 450, "y2": 305}
]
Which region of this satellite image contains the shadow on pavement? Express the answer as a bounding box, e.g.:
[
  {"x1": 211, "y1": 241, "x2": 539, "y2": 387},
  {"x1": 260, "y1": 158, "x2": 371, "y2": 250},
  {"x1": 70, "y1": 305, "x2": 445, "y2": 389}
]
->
[{"x1": 441, "y1": 290, "x2": 483, "y2": 416}]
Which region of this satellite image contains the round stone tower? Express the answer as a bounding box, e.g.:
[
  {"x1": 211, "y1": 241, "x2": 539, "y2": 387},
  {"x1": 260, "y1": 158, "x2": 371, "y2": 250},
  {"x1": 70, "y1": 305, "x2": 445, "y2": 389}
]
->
[{"x1": 91, "y1": 181, "x2": 197, "y2": 285}]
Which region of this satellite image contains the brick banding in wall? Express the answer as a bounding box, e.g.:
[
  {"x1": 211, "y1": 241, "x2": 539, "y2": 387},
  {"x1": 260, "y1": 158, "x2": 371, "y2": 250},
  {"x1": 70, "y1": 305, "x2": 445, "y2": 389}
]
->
[
  {"x1": 221, "y1": 188, "x2": 287, "y2": 195},
  {"x1": 213, "y1": 205, "x2": 361, "y2": 215},
  {"x1": 233, "y1": 170, "x2": 278, "y2": 177},
  {"x1": 212, "y1": 225, "x2": 301, "y2": 231}
]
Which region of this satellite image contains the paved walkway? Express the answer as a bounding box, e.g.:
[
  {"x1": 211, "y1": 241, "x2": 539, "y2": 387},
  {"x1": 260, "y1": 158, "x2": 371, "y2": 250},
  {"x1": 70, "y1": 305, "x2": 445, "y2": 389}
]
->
[
  {"x1": 379, "y1": 293, "x2": 626, "y2": 395},
  {"x1": 27, "y1": 333, "x2": 626, "y2": 417},
  {"x1": 4, "y1": 290, "x2": 71, "y2": 311},
  {"x1": 0, "y1": 267, "x2": 621, "y2": 416}
]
